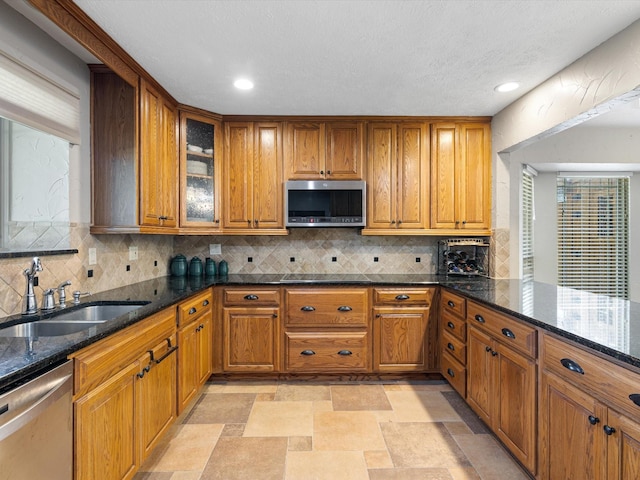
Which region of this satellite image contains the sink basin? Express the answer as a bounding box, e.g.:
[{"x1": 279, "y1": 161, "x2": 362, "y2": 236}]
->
[{"x1": 0, "y1": 303, "x2": 149, "y2": 337}]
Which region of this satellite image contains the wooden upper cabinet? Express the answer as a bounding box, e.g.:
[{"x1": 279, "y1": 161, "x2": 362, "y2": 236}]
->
[
  {"x1": 365, "y1": 122, "x2": 429, "y2": 231},
  {"x1": 431, "y1": 122, "x2": 491, "y2": 232},
  {"x1": 139, "y1": 79, "x2": 178, "y2": 229},
  {"x1": 223, "y1": 121, "x2": 285, "y2": 233},
  {"x1": 285, "y1": 121, "x2": 363, "y2": 180}
]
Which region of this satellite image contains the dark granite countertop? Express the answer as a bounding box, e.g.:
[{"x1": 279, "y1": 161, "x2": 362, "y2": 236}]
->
[{"x1": 1, "y1": 273, "x2": 639, "y2": 391}]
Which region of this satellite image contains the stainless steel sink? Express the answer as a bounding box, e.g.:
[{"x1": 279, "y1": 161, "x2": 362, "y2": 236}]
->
[{"x1": 0, "y1": 303, "x2": 149, "y2": 337}]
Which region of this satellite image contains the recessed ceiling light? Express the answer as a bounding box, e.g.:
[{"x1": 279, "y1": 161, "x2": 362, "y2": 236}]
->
[
  {"x1": 234, "y1": 78, "x2": 254, "y2": 90},
  {"x1": 494, "y1": 82, "x2": 520, "y2": 93}
]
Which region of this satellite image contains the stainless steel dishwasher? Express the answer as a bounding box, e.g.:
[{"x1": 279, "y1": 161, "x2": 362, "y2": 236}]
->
[{"x1": 0, "y1": 361, "x2": 73, "y2": 480}]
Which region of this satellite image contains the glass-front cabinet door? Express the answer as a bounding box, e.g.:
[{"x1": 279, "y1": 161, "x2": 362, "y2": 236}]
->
[{"x1": 179, "y1": 110, "x2": 222, "y2": 231}]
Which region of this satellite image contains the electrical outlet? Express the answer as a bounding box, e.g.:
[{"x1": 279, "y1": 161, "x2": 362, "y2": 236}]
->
[
  {"x1": 129, "y1": 246, "x2": 138, "y2": 261},
  {"x1": 88, "y1": 248, "x2": 97, "y2": 265},
  {"x1": 209, "y1": 243, "x2": 221, "y2": 255}
]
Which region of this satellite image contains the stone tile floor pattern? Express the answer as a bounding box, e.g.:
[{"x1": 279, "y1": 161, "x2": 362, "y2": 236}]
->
[{"x1": 134, "y1": 381, "x2": 531, "y2": 480}]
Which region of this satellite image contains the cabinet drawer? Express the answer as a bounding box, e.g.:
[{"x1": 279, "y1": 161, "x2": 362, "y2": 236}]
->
[
  {"x1": 373, "y1": 288, "x2": 434, "y2": 306},
  {"x1": 442, "y1": 330, "x2": 466, "y2": 365},
  {"x1": 285, "y1": 331, "x2": 368, "y2": 371},
  {"x1": 441, "y1": 310, "x2": 466, "y2": 341},
  {"x1": 223, "y1": 288, "x2": 280, "y2": 306},
  {"x1": 441, "y1": 290, "x2": 466, "y2": 319},
  {"x1": 542, "y1": 334, "x2": 640, "y2": 417},
  {"x1": 467, "y1": 301, "x2": 537, "y2": 358},
  {"x1": 177, "y1": 289, "x2": 213, "y2": 327},
  {"x1": 285, "y1": 288, "x2": 368, "y2": 326},
  {"x1": 71, "y1": 308, "x2": 176, "y2": 397},
  {"x1": 441, "y1": 352, "x2": 466, "y2": 397}
]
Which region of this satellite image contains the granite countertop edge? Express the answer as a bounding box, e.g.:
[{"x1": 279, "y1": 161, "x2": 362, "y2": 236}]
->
[{"x1": 1, "y1": 273, "x2": 638, "y2": 391}]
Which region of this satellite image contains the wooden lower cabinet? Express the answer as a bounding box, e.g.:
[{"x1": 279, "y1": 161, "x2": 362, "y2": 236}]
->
[
  {"x1": 467, "y1": 326, "x2": 537, "y2": 474},
  {"x1": 75, "y1": 362, "x2": 139, "y2": 480},
  {"x1": 177, "y1": 290, "x2": 213, "y2": 413},
  {"x1": 607, "y1": 409, "x2": 640, "y2": 479},
  {"x1": 223, "y1": 307, "x2": 279, "y2": 372},
  {"x1": 71, "y1": 308, "x2": 177, "y2": 480},
  {"x1": 373, "y1": 306, "x2": 430, "y2": 371}
]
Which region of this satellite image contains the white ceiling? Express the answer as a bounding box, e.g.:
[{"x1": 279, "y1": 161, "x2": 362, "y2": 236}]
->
[{"x1": 65, "y1": 0, "x2": 640, "y2": 117}]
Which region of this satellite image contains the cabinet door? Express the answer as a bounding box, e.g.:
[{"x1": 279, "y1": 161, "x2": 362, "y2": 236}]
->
[
  {"x1": 430, "y1": 123, "x2": 457, "y2": 229},
  {"x1": 140, "y1": 81, "x2": 177, "y2": 228},
  {"x1": 367, "y1": 123, "x2": 397, "y2": 229},
  {"x1": 373, "y1": 306, "x2": 430, "y2": 371},
  {"x1": 197, "y1": 314, "x2": 213, "y2": 385},
  {"x1": 223, "y1": 122, "x2": 254, "y2": 228},
  {"x1": 285, "y1": 122, "x2": 325, "y2": 179},
  {"x1": 325, "y1": 122, "x2": 363, "y2": 179},
  {"x1": 253, "y1": 122, "x2": 283, "y2": 229},
  {"x1": 140, "y1": 81, "x2": 162, "y2": 226},
  {"x1": 396, "y1": 123, "x2": 428, "y2": 229},
  {"x1": 223, "y1": 307, "x2": 279, "y2": 372},
  {"x1": 138, "y1": 337, "x2": 177, "y2": 462},
  {"x1": 458, "y1": 123, "x2": 490, "y2": 230},
  {"x1": 607, "y1": 409, "x2": 640, "y2": 480},
  {"x1": 177, "y1": 322, "x2": 199, "y2": 413},
  {"x1": 75, "y1": 362, "x2": 139, "y2": 480},
  {"x1": 494, "y1": 342, "x2": 536, "y2": 473},
  {"x1": 539, "y1": 371, "x2": 607, "y2": 480},
  {"x1": 466, "y1": 327, "x2": 494, "y2": 424}
]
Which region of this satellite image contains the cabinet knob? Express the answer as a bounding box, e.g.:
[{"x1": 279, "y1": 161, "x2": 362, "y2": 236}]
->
[
  {"x1": 254, "y1": 219, "x2": 258, "y2": 225},
  {"x1": 301, "y1": 350, "x2": 316, "y2": 356},
  {"x1": 202, "y1": 299, "x2": 209, "y2": 306},
  {"x1": 215, "y1": 219, "x2": 220, "y2": 224},
  {"x1": 447, "y1": 368, "x2": 455, "y2": 378},
  {"x1": 447, "y1": 343, "x2": 455, "y2": 351},
  {"x1": 475, "y1": 314, "x2": 485, "y2": 323},
  {"x1": 501, "y1": 328, "x2": 516, "y2": 339},
  {"x1": 189, "y1": 307, "x2": 197, "y2": 315},
  {"x1": 588, "y1": 415, "x2": 600, "y2": 425},
  {"x1": 398, "y1": 220, "x2": 402, "y2": 224},
  {"x1": 320, "y1": 170, "x2": 324, "y2": 175},
  {"x1": 447, "y1": 300, "x2": 455, "y2": 308},
  {"x1": 447, "y1": 321, "x2": 455, "y2": 329},
  {"x1": 485, "y1": 346, "x2": 492, "y2": 353},
  {"x1": 391, "y1": 220, "x2": 396, "y2": 225},
  {"x1": 244, "y1": 294, "x2": 259, "y2": 301},
  {"x1": 301, "y1": 305, "x2": 316, "y2": 312},
  {"x1": 462, "y1": 220, "x2": 467, "y2": 225},
  {"x1": 337, "y1": 350, "x2": 352, "y2": 356},
  {"x1": 327, "y1": 170, "x2": 331, "y2": 175},
  {"x1": 603, "y1": 425, "x2": 616, "y2": 436},
  {"x1": 337, "y1": 305, "x2": 352, "y2": 312},
  {"x1": 395, "y1": 294, "x2": 410, "y2": 301},
  {"x1": 159, "y1": 215, "x2": 168, "y2": 220},
  {"x1": 561, "y1": 358, "x2": 585, "y2": 375}
]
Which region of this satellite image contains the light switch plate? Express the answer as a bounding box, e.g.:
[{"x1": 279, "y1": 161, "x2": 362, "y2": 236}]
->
[
  {"x1": 129, "y1": 246, "x2": 138, "y2": 261},
  {"x1": 209, "y1": 243, "x2": 221, "y2": 255},
  {"x1": 88, "y1": 248, "x2": 97, "y2": 265}
]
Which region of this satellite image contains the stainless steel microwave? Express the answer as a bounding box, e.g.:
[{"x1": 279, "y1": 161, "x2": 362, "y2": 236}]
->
[{"x1": 285, "y1": 180, "x2": 366, "y2": 227}]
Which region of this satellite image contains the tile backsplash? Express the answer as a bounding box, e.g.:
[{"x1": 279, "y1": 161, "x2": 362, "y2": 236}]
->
[{"x1": 0, "y1": 226, "x2": 460, "y2": 317}]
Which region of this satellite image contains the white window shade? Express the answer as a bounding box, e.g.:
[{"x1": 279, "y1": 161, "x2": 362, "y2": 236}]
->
[
  {"x1": 0, "y1": 51, "x2": 80, "y2": 144},
  {"x1": 557, "y1": 176, "x2": 629, "y2": 299},
  {"x1": 522, "y1": 168, "x2": 535, "y2": 281}
]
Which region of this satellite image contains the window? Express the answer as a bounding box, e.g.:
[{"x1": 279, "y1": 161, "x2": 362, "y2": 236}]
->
[
  {"x1": 557, "y1": 175, "x2": 629, "y2": 299},
  {"x1": 522, "y1": 166, "x2": 536, "y2": 281}
]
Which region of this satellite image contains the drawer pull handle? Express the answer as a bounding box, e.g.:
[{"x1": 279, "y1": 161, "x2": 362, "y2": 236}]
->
[
  {"x1": 475, "y1": 314, "x2": 485, "y2": 323},
  {"x1": 501, "y1": 328, "x2": 516, "y2": 339},
  {"x1": 301, "y1": 350, "x2": 316, "y2": 356},
  {"x1": 588, "y1": 415, "x2": 600, "y2": 425},
  {"x1": 396, "y1": 294, "x2": 410, "y2": 301},
  {"x1": 244, "y1": 294, "x2": 259, "y2": 300},
  {"x1": 447, "y1": 368, "x2": 455, "y2": 378},
  {"x1": 629, "y1": 394, "x2": 640, "y2": 407},
  {"x1": 202, "y1": 299, "x2": 209, "y2": 306},
  {"x1": 337, "y1": 306, "x2": 352, "y2": 312},
  {"x1": 337, "y1": 350, "x2": 352, "y2": 356},
  {"x1": 447, "y1": 321, "x2": 455, "y2": 329},
  {"x1": 604, "y1": 425, "x2": 616, "y2": 436},
  {"x1": 154, "y1": 338, "x2": 178, "y2": 364},
  {"x1": 301, "y1": 306, "x2": 316, "y2": 312},
  {"x1": 447, "y1": 300, "x2": 455, "y2": 308},
  {"x1": 561, "y1": 358, "x2": 585, "y2": 375},
  {"x1": 447, "y1": 343, "x2": 455, "y2": 351},
  {"x1": 189, "y1": 307, "x2": 197, "y2": 315}
]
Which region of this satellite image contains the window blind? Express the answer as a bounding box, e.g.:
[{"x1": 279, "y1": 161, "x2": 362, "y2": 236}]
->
[
  {"x1": 557, "y1": 176, "x2": 629, "y2": 299},
  {"x1": 0, "y1": 51, "x2": 80, "y2": 144},
  {"x1": 522, "y1": 167, "x2": 535, "y2": 281}
]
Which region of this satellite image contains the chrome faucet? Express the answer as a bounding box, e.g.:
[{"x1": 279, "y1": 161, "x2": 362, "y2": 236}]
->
[
  {"x1": 57, "y1": 280, "x2": 72, "y2": 308},
  {"x1": 22, "y1": 257, "x2": 43, "y2": 315}
]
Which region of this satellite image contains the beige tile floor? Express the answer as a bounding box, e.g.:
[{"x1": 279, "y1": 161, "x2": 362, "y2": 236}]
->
[{"x1": 134, "y1": 381, "x2": 532, "y2": 480}]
